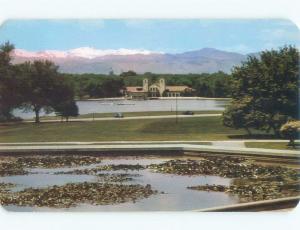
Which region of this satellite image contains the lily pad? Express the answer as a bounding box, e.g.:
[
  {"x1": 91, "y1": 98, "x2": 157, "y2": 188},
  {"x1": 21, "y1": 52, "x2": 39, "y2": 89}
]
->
[{"x1": 0, "y1": 182, "x2": 158, "y2": 208}]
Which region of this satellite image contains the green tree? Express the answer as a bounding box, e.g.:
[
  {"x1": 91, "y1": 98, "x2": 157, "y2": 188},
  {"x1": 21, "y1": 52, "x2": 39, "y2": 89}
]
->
[
  {"x1": 280, "y1": 120, "x2": 300, "y2": 147},
  {"x1": 19, "y1": 60, "x2": 75, "y2": 123},
  {"x1": 54, "y1": 100, "x2": 79, "y2": 122},
  {"x1": 223, "y1": 46, "x2": 299, "y2": 136},
  {"x1": 101, "y1": 79, "x2": 124, "y2": 97},
  {"x1": 120, "y1": 70, "x2": 137, "y2": 78},
  {"x1": 0, "y1": 42, "x2": 22, "y2": 120}
]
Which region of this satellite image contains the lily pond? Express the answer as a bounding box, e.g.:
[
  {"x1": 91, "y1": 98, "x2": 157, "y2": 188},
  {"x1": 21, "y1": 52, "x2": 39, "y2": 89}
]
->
[{"x1": 0, "y1": 154, "x2": 299, "y2": 211}]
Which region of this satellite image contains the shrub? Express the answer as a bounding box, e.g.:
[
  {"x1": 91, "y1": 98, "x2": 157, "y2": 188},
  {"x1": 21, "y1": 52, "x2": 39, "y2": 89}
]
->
[{"x1": 280, "y1": 120, "x2": 300, "y2": 147}]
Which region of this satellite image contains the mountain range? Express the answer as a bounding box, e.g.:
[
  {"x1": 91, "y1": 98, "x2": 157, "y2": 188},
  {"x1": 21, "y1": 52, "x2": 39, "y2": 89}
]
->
[{"x1": 11, "y1": 47, "x2": 249, "y2": 74}]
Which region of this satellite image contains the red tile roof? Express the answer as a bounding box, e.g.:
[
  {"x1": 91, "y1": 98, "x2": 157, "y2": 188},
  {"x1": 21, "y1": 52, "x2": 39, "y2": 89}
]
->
[
  {"x1": 165, "y1": 86, "x2": 191, "y2": 92},
  {"x1": 126, "y1": 86, "x2": 146, "y2": 93},
  {"x1": 126, "y1": 85, "x2": 193, "y2": 93}
]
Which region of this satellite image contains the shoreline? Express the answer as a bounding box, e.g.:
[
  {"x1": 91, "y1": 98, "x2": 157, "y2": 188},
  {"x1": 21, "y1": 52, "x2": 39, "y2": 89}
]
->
[
  {"x1": 19, "y1": 111, "x2": 223, "y2": 122},
  {"x1": 77, "y1": 97, "x2": 231, "y2": 101}
]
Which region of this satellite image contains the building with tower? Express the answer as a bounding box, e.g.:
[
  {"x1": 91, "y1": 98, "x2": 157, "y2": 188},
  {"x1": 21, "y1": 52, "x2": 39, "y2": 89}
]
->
[{"x1": 125, "y1": 78, "x2": 194, "y2": 99}]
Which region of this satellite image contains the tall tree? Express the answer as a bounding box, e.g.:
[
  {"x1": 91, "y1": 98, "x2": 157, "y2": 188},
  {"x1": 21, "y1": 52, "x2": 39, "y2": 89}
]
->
[
  {"x1": 0, "y1": 42, "x2": 21, "y2": 120},
  {"x1": 280, "y1": 120, "x2": 300, "y2": 147},
  {"x1": 53, "y1": 77, "x2": 78, "y2": 121},
  {"x1": 223, "y1": 46, "x2": 299, "y2": 136},
  {"x1": 19, "y1": 60, "x2": 74, "y2": 123},
  {"x1": 0, "y1": 42, "x2": 27, "y2": 120}
]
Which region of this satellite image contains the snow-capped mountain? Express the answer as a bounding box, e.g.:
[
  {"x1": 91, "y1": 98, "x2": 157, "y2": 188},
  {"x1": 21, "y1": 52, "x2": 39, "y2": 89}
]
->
[
  {"x1": 12, "y1": 47, "x2": 247, "y2": 74},
  {"x1": 13, "y1": 47, "x2": 163, "y2": 59}
]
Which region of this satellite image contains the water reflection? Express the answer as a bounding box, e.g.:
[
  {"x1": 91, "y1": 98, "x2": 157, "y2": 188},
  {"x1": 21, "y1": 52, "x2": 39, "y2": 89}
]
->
[{"x1": 1, "y1": 156, "x2": 239, "y2": 211}]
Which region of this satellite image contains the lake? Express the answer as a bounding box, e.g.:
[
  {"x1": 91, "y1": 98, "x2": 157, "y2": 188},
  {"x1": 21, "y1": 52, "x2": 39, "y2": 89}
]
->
[{"x1": 13, "y1": 98, "x2": 229, "y2": 119}]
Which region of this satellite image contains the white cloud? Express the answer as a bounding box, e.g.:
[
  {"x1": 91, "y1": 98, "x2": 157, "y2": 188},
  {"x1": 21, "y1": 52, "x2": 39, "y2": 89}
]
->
[{"x1": 222, "y1": 44, "x2": 253, "y2": 54}]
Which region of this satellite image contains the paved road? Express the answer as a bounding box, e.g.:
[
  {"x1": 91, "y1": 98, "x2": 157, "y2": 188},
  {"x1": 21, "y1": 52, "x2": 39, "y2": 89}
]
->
[{"x1": 23, "y1": 113, "x2": 222, "y2": 123}]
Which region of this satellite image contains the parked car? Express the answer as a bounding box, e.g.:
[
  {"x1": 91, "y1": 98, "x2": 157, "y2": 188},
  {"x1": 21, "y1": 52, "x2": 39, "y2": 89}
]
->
[
  {"x1": 182, "y1": 111, "x2": 194, "y2": 115},
  {"x1": 114, "y1": 112, "x2": 124, "y2": 118}
]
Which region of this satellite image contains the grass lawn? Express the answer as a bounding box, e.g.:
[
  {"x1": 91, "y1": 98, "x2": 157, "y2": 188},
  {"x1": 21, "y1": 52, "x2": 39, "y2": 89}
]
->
[
  {"x1": 26, "y1": 110, "x2": 221, "y2": 121},
  {"x1": 245, "y1": 142, "x2": 299, "y2": 150},
  {"x1": 0, "y1": 116, "x2": 262, "y2": 143}
]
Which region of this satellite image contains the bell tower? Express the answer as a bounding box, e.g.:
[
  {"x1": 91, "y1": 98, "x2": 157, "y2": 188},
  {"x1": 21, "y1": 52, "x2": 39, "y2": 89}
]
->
[
  {"x1": 143, "y1": 78, "x2": 149, "y2": 92},
  {"x1": 158, "y1": 78, "x2": 165, "y2": 96}
]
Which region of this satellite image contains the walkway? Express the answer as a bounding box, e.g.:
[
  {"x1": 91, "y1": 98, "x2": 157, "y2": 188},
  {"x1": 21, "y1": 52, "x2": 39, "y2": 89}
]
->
[
  {"x1": 1, "y1": 140, "x2": 297, "y2": 146},
  {"x1": 23, "y1": 113, "x2": 221, "y2": 123},
  {"x1": 0, "y1": 142, "x2": 299, "y2": 159},
  {"x1": 211, "y1": 141, "x2": 246, "y2": 148},
  {"x1": 0, "y1": 140, "x2": 297, "y2": 145}
]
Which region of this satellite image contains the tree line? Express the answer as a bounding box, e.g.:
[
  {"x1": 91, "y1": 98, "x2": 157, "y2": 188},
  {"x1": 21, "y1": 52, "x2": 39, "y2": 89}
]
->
[
  {"x1": 64, "y1": 71, "x2": 232, "y2": 99},
  {"x1": 62, "y1": 74, "x2": 125, "y2": 99}
]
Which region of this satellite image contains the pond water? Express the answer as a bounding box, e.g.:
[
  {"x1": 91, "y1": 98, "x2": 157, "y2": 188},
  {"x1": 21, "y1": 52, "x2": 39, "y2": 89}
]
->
[
  {"x1": 1, "y1": 156, "x2": 239, "y2": 212},
  {"x1": 13, "y1": 99, "x2": 228, "y2": 119}
]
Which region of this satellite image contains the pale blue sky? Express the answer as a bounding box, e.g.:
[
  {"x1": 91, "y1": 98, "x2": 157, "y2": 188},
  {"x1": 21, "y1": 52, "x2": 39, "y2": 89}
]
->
[{"x1": 0, "y1": 19, "x2": 299, "y2": 54}]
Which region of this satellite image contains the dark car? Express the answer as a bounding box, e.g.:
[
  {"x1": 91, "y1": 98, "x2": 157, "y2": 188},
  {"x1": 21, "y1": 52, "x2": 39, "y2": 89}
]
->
[
  {"x1": 114, "y1": 112, "x2": 124, "y2": 118},
  {"x1": 182, "y1": 111, "x2": 194, "y2": 115}
]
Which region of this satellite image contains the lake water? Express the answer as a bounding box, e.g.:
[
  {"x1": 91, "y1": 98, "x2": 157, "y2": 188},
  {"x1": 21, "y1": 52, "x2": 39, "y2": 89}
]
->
[
  {"x1": 1, "y1": 156, "x2": 239, "y2": 212},
  {"x1": 13, "y1": 99, "x2": 228, "y2": 119}
]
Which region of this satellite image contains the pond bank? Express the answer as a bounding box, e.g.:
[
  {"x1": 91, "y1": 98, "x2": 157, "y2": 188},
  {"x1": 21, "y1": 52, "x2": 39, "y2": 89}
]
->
[
  {"x1": 79, "y1": 97, "x2": 231, "y2": 101},
  {"x1": 0, "y1": 143, "x2": 299, "y2": 159},
  {"x1": 193, "y1": 195, "x2": 300, "y2": 212}
]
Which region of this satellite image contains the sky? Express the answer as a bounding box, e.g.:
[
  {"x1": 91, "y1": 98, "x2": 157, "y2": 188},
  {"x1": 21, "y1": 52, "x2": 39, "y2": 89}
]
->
[{"x1": 0, "y1": 19, "x2": 299, "y2": 54}]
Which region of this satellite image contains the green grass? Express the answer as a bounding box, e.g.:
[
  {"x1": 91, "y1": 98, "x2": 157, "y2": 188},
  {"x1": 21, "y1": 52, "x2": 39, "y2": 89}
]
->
[
  {"x1": 27, "y1": 110, "x2": 221, "y2": 121},
  {"x1": 245, "y1": 142, "x2": 299, "y2": 150},
  {"x1": 0, "y1": 116, "x2": 261, "y2": 143}
]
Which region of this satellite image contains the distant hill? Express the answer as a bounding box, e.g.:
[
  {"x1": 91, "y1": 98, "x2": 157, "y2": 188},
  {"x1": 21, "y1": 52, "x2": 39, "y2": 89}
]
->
[{"x1": 12, "y1": 47, "x2": 248, "y2": 74}]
